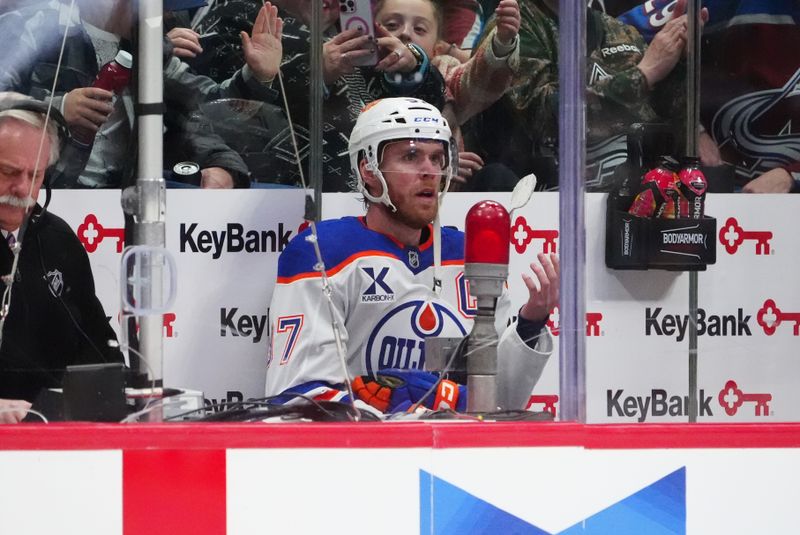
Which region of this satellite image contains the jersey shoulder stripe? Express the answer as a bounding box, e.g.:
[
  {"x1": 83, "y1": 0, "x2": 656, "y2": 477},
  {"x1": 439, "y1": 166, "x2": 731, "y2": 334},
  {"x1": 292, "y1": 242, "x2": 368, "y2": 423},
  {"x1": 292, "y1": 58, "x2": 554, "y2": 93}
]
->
[
  {"x1": 277, "y1": 249, "x2": 400, "y2": 283},
  {"x1": 278, "y1": 217, "x2": 402, "y2": 280}
]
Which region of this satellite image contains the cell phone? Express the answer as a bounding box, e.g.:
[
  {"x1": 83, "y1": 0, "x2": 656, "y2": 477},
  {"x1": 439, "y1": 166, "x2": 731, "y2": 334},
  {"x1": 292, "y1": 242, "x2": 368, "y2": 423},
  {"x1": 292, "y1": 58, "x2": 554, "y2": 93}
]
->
[{"x1": 338, "y1": 0, "x2": 378, "y2": 66}]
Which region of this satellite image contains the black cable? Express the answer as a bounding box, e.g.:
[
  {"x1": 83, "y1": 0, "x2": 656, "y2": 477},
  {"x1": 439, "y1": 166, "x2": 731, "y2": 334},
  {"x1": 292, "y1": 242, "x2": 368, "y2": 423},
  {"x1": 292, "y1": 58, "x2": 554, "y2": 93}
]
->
[
  {"x1": 268, "y1": 392, "x2": 338, "y2": 419},
  {"x1": 198, "y1": 401, "x2": 369, "y2": 423},
  {"x1": 164, "y1": 396, "x2": 281, "y2": 421},
  {"x1": 166, "y1": 391, "x2": 383, "y2": 423}
]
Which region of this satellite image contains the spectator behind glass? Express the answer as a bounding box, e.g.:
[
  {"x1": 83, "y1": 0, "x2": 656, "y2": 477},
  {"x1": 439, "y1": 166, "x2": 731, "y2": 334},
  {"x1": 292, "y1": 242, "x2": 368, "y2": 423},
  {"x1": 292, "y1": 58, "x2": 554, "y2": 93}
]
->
[
  {"x1": 376, "y1": 0, "x2": 522, "y2": 191},
  {"x1": 191, "y1": 0, "x2": 446, "y2": 191},
  {"x1": 0, "y1": 0, "x2": 284, "y2": 189},
  {"x1": 614, "y1": 0, "x2": 800, "y2": 193},
  {"x1": 467, "y1": 0, "x2": 713, "y2": 190},
  {"x1": 437, "y1": 0, "x2": 483, "y2": 56},
  {"x1": 161, "y1": 3, "x2": 286, "y2": 186}
]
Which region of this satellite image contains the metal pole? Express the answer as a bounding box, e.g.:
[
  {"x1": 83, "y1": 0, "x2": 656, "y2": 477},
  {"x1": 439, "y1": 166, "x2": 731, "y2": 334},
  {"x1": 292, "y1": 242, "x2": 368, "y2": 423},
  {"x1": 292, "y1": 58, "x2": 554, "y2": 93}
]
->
[
  {"x1": 309, "y1": 0, "x2": 323, "y2": 221},
  {"x1": 135, "y1": 0, "x2": 166, "y2": 392},
  {"x1": 557, "y1": 0, "x2": 587, "y2": 422},
  {"x1": 686, "y1": 0, "x2": 702, "y2": 423}
]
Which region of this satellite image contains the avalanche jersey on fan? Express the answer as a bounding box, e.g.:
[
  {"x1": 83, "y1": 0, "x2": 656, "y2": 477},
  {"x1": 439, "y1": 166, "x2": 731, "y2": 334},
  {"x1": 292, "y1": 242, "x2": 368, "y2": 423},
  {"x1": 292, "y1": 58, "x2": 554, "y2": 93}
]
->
[
  {"x1": 265, "y1": 216, "x2": 552, "y2": 409},
  {"x1": 617, "y1": 0, "x2": 800, "y2": 42},
  {"x1": 619, "y1": 0, "x2": 800, "y2": 184}
]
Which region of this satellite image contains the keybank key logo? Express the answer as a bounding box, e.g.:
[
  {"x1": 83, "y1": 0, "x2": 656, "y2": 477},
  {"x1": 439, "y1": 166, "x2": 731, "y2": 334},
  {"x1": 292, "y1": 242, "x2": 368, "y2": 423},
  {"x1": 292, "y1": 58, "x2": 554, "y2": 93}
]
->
[
  {"x1": 757, "y1": 299, "x2": 800, "y2": 336},
  {"x1": 546, "y1": 306, "x2": 604, "y2": 336},
  {"x1": 527, "y1": 394, "x2": 558, "y2": 417},
  {"x1": 718, "y1": 380, "x2": 772, "y2": 417},
  {"x1": 510, "y1": 216, "x2": 558, "y2": 255},
  {"x1": 609, "y1": 380, "x2": 774, "y2": 422},
  {"x1": 125, "y1": 312, "x2": 178, "y2": 338},
  {"x1": 163, "y1": 312, "x2": 177, "y2": 338},
  {"x1": 77, "y1": 214, "x2": 125, "y2": 253},
  {"x1": 719, "y1": 217, "x2": 773, "y2": 255}
]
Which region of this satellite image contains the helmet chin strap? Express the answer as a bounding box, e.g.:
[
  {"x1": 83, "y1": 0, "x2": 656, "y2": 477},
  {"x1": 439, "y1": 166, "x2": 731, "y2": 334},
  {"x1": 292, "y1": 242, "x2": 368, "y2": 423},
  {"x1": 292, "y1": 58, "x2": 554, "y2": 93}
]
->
[{"x1": 361, "y1": 164, "x2": 398, "y2": 213}]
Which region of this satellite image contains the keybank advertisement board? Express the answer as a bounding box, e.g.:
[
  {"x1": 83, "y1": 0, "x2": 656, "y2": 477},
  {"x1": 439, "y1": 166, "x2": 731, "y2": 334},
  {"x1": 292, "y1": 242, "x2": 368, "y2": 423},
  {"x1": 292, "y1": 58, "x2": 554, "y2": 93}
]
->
[
  {"x1": 47, "y1": 191, "x2": 800, "y2": 422},
  {"x1": 1, "y1": 443, "x2": 798, "y2": 533}
]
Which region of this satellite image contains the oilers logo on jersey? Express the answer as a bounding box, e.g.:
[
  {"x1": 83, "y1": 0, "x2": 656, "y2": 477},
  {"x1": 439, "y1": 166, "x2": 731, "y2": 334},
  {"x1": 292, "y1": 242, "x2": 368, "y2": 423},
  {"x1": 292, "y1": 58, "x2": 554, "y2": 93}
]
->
[{"x1": 365, "y1": 300, "x2": 469, "y2": 374}]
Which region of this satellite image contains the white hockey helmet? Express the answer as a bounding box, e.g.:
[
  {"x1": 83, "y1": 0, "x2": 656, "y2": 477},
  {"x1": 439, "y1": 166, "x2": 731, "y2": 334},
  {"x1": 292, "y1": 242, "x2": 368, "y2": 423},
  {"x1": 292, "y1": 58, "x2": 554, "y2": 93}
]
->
[{"x1": 348, "y1": 97, "x2": 456, "y2": 211}]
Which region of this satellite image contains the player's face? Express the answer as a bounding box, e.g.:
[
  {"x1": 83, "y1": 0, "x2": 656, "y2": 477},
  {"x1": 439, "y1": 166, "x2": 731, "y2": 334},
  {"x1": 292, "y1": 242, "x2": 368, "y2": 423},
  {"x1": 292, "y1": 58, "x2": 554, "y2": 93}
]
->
[
  {"x1": 0, "y1": 119, "x2": 50, "y2": 232},
  {"x1": 378, "y1": 139, "x2": 446, "y2": 229},
  {"x1": 376, "y1": 0, "x2": 439, "y2": 57}
]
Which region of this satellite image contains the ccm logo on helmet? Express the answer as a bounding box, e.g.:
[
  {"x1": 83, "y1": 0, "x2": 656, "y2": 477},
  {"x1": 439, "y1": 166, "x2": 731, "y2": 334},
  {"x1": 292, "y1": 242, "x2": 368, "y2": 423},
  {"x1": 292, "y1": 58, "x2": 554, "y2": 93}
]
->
[{"x1": 414, "y1": 117, "x2": 439, "y2": 123}]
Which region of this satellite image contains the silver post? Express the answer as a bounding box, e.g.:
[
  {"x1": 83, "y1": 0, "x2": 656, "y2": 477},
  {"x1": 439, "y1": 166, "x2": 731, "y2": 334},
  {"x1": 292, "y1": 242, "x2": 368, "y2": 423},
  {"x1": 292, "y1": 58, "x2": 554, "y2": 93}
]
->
[
  {"x1": 464, "y1": 267, "x2": 507, "y2": 413},
  {"x1": 686, "y1": 0, "x2": 701, "y2": 423},
  {"x1": 135, "y1": 0, "x2": 166, "y2": 412},
  {"x1": 557, "y1": 0, "x2": 587, "y2": 422}
]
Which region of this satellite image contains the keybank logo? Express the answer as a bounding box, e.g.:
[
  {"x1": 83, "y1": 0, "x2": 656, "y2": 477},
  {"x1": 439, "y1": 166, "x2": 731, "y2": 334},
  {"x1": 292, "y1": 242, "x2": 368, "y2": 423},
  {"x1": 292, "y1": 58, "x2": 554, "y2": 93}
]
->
[
  {"x1": 77, "y1": 214, "x2": 125, "y2": 253},
  {"x1": 546, "y1": 306, "x2": 604, "y2": 337},
  {"x1": 180, "y1": 222, "x2": 292, "y2": 259},
  {"x1": 510, "y1": 216, "x2": 558, "y2": 255},
  {"x1": 527, "y1": 394, "x2": 558, "y2": 417},
  {"x1": 122, "y1": 311, "x2": 178, "y2": 338},
  {"x1": 718, "y1": 380, "x2": 772, "y2": 417},
  {"x1": 757, "y1": 299, "x2": 800, "y2": 336},
  {"x1": 645, "y1": 307, "x2": 752, "y2": 341},
  {"x1": 220, "y1": 307, "x2": 267, "y2": 343},
  {"x1": 608, "y1": 380, "x2": 773, "y2": 422},
  {"x1": 607, "y1": 388, "x2": 713, "y2": 422},
  {"x1": 719, "y1": 217, "x2": 773, "y2": 255},
  {"x1": 163, "y1": 312, "x2": 177, "y2": 338}
]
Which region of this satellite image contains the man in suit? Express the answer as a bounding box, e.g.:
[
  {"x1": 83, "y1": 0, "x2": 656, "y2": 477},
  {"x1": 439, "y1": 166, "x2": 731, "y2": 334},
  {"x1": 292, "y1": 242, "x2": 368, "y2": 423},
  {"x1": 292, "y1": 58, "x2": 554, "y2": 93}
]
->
[{"x1": 0, "y1": 94, "x2": 122, "y2": 423}]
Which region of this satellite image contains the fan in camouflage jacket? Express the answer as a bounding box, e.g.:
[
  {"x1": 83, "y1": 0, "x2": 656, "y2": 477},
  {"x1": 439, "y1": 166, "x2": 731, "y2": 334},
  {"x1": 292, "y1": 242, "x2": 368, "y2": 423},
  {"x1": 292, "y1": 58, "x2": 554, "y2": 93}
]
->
[{"x1": 475, "y1": 0, "x2": 687, "y2": 189}]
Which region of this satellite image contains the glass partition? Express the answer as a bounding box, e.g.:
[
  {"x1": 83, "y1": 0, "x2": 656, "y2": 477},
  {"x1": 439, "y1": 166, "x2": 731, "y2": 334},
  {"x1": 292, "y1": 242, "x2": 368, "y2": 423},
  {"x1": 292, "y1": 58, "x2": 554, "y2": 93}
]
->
[
  {"x1": 586, "y1": 0, "x2": 799, "y2": 424},
  {"x1": 0, "y1": 0, "x2": 796, "y2": 425}
]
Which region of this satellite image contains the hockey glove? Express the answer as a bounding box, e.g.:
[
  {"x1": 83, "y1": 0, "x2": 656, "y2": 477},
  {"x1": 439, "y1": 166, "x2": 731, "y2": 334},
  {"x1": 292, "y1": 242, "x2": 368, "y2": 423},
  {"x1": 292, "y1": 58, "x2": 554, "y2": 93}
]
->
[{"x1": 351, "y1": 368, "x2": 466, "y2": 414}]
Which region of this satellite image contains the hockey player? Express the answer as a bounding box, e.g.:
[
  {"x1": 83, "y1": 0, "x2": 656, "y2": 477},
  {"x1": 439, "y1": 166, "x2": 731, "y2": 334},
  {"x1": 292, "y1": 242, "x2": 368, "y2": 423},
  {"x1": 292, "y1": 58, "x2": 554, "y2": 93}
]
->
[{"x1": 265, "y1": 97, "x2": 558, "y2": 414}]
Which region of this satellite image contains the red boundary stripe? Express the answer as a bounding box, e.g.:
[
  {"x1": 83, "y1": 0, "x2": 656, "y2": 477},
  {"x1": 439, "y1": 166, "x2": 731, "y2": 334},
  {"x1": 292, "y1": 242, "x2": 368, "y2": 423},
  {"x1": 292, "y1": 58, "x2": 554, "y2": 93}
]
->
[
  {"x1": 123, "y1": 449, "x2": 226, "y2": 535},
  {"x1": 4, "y1": 422, "x2": 800, "y2": 450}
]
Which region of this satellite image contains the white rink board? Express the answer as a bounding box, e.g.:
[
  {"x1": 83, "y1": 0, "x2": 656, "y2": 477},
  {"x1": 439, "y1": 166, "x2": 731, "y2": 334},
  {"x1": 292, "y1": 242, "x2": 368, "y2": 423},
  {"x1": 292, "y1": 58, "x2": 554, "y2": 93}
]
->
[
  {"x1": 46, "y1": 191, "x2": 800, "y2": 421},
  {"x1": 226, "y1": 446, "x2": 800, "y2": 535},
  {"x1": 2, "y1": 445, "x2": 797, "y2": 534}
]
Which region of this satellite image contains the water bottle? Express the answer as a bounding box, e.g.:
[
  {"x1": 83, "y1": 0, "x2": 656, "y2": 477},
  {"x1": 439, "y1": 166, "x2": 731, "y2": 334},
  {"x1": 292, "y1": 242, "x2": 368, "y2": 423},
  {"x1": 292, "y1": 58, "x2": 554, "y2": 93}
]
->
[
  {"x1": 627, "y1": 159, "x2": 678, "y2": 218},
  {"x1": 676, "y1": 157, "x2": 707, "y2": 219},
  {"x1": 72, "y1": 50, "x2": 133, "y2": 147}
]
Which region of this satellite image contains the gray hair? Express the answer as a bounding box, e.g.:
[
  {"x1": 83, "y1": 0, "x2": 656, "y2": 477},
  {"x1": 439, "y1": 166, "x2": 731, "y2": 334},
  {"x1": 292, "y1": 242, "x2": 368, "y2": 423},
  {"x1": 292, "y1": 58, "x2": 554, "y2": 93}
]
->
[{"x1": 0, "y1": 92, "x2": 62, "y2": 166}]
